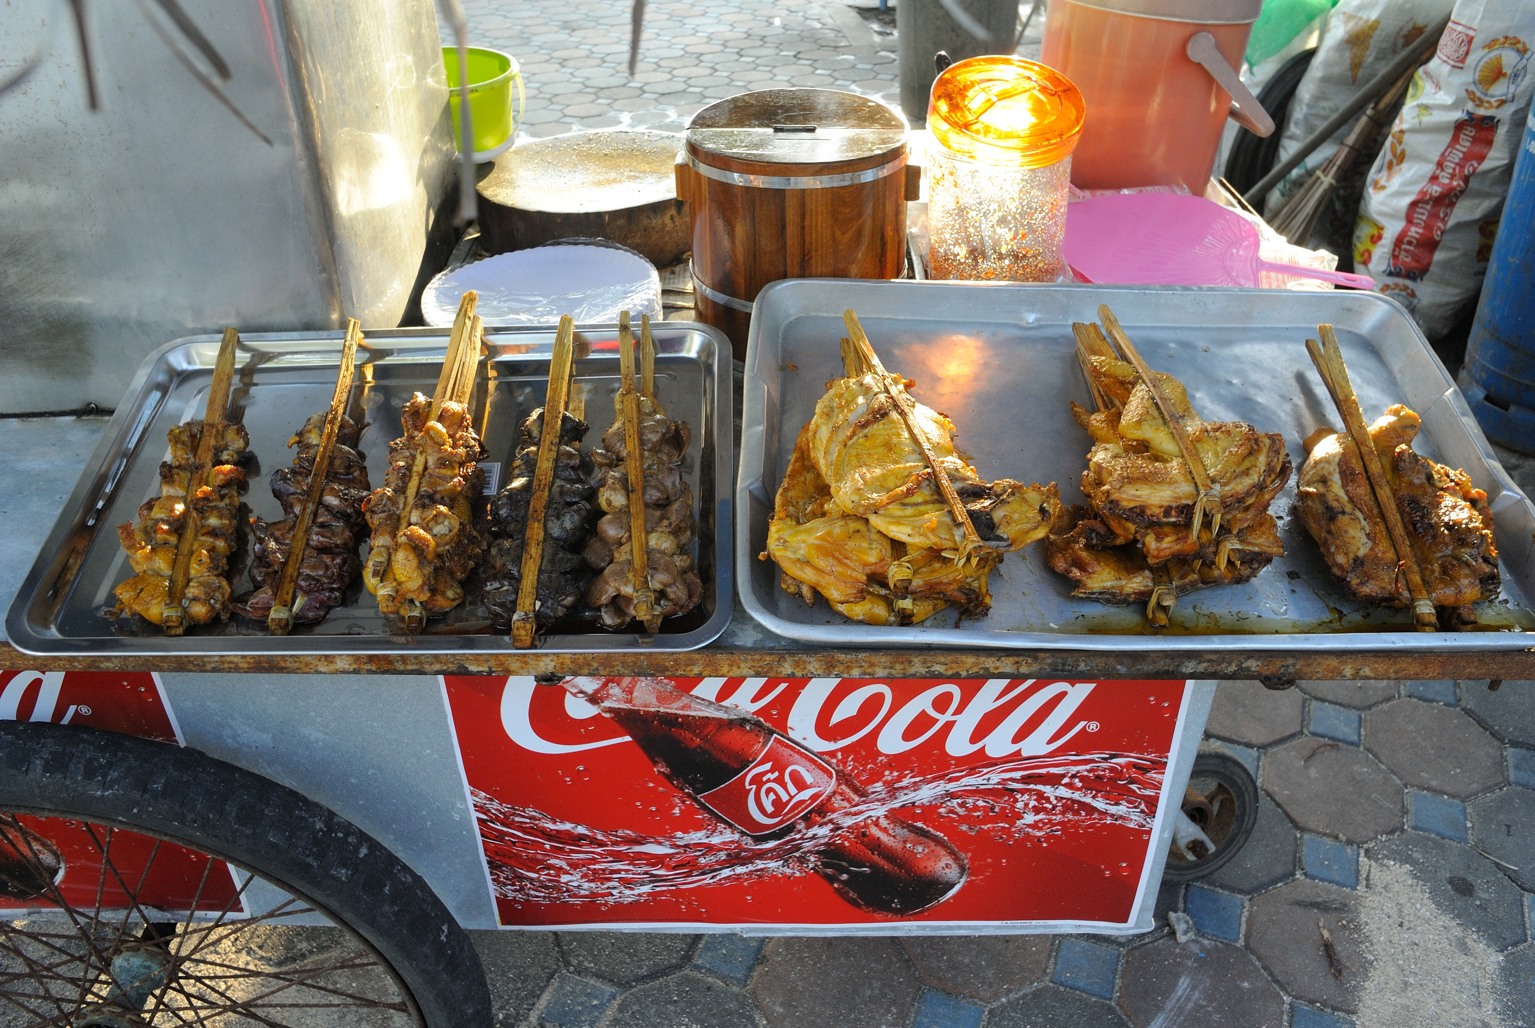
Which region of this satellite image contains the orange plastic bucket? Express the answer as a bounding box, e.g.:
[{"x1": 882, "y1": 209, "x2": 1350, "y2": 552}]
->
[{"x1": 1040, "y1": 0, "x2": 1271, "y2": 192}]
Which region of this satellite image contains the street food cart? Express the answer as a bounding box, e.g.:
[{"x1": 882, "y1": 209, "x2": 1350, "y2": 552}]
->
[
  {"x1": 4, "y1": 273, "x2": 1534, "y2": 1025},
  {"x1": 3, "y1": 4, "x2": 1532, "y2": 1024}
]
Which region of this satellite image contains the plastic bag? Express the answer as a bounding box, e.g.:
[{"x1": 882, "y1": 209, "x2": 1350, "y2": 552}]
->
[{"x1": 1353, "y1": 0, "x2": 1535, "y2": 339}]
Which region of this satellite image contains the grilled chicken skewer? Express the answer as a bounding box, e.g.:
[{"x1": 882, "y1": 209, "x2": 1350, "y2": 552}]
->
[
  {"x1": 765, "y1": 310, "x2": 1060, "y2": 626},
  {"x1": 362, "y1": 293, "x2": 486, "y2": 630},
  {"x1": 113, "y1": 327, "x2": 247, "y2": 632},
  {"x1": 584, "y1": 313, "x2": 702, "y2": 631},
  {"x1": 1295, "y1": 326, "x2": 1498, "y2": 628},
  {"x1": 235, "y1": 321, "x2": 370, "y2": 631},
  {"x1": 483, "y1": 317, "x2": 598, "y2": 645},
  {"x1": 1046, "y1": 307, "x2": 1291, "y2": 625}
]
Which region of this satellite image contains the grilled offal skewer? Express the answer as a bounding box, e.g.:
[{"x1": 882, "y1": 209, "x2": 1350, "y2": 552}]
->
[
  {"x1": 235, "y1": 321, "x2": 370, "y2": 631},
  {"x1": 362, "y1": 293, "x2": 486, "y2": 630},
  {"x1": 113, "y1": 327, "x2": 247, "y2": 632},
  {"x1": 584, "y1": 312, "x2": 702, "y2": 631},
  {"x1": 484, "y1": 316, "x2": 598, "y2": 646}
]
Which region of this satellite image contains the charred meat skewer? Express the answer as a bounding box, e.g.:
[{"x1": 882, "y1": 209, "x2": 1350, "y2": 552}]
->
[
  {"x1": 484, "y1": 317, "x2": 598, "y2": 644},
  {"x1": 112, "y1": 327, "x2": 247, "y2": 631},
  {"x1": 584, "y1": 313, "x2": 702, "y2": 631},
  {"x1": 362, "y1": 294, "x2": 486, "y2": 630},
  {"x1": 1296, "y1": 326, "x2": 1498, "y2": 628},
  {"x1": 1046, "y1": 308, "x2": 1291, "y2": 625}
]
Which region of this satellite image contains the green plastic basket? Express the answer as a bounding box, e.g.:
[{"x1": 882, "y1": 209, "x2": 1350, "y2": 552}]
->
[{"x1": 443, "y1": 46, "x2": 524, "y2": 159}]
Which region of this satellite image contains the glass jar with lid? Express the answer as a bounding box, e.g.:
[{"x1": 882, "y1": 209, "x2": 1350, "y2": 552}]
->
[{"x1": 925, "y1": 56, "x2": 1085, "y2": 282}]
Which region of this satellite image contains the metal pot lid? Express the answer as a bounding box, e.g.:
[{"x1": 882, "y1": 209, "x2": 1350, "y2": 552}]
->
[{"x1": 686, "y1": 88, "x2": 908, "y2": 167}]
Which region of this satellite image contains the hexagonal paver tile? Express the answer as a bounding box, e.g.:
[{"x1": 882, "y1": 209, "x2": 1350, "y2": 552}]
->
[
  {"x1": 987, "y1": 983, "x2": 1131, "y2": 1027},
  {"x1": 1461, "y1": 679, "x2": 1535, "y2": 748},
  {"x1": 1261, "y1": 737, "x2": 1404, "y2": 843},
  {"x1": 899, "y1": 935, "x2": 1050, "y2": 1002},
  {"x1": 470, "y1": 929, "x2": 562, "y2": 1025},
  {"x1": 605, "y1": 970, "x2": 763, "y2": 1028},
  {"x1": 1368, "y1": 832, "x2": 1529, "y2": 951},
  {"x1": 1298, "y1": 679, "x2": 1399, "y2": 709},
  {"x1": 749, "y1": 937, "x2": 920, "y2": 1028},
  {"x1": 1469, "y1": 786, "x2": 1535, "y2": 892},
  {"x1": 1118, "y1": 936, "x2": 1285, "y2": 1027},
  {"x1": 1493, "y1": 941, "x2": 1535, "y2": 1025},
  {"x1": 557, "y1": 931, "x2": 694, "y2": 987},
  {"x1": 1205, "y1": 680, "x2": 1304, "y2": 747},
  {"x1": 1246, "y1": 879, "x2": 1369, "y2": 1013},
  {"x1": 1364, "y1": 698, "x2": 1506, "y2": 799},
  {"x1": 1202, "y1": 791, "x2": 1300, "y2": 896}
]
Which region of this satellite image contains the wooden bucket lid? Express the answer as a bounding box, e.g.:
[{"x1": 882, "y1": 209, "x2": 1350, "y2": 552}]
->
[{"x1": 685, "y1": 88, "x2": 908, "y2": 175}]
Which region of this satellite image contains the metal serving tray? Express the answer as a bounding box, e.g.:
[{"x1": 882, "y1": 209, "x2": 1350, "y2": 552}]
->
[
  {"x1": 737, "y1": 280, "x2": 1535, "y2": 653},
  {"x1": 8, "y1": 323, "x2": 733, "y2": 656}
]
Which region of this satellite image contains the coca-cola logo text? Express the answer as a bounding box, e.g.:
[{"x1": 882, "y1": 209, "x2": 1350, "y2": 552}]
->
[{"x1": 500, "y1": 677, "x2": 1097, "y2": 758}]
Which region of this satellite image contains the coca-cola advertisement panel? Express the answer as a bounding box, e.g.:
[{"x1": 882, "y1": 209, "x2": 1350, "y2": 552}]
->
[
  {"x1": 1, "y1": 669, "x2": 241, "y2": 916},
  {"x1": 444, "y1": 675, "x2": 1199, "y2": 931}
]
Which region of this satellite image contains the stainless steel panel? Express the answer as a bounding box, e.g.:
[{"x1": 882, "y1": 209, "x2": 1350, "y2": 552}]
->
[
  {"x1": 0, "y1": 0, "x2": 457, "y2": 414},
  {"x1": 7, "y1": 322, "x2": 733, "y2": 655},
  {"x1": 737, "y1": 280, "x2": 1535, "y2": 653}
]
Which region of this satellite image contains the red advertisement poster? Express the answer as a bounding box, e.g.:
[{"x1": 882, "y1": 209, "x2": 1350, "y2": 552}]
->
[
  {"x1": 1, "y1": 669, "x2": 240, "y2": 916},
  {"x1": 444, "y1": 675, "x2": 1195, "y2": 931}
]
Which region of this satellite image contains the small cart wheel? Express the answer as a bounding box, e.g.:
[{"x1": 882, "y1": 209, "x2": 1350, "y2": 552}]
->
[
  {"x1": 0, "y1": 720, "x2": 491, "y2": 1027},
  {"x1": 1163, "y1": 751, "x2": 1260, "y2": 882}
]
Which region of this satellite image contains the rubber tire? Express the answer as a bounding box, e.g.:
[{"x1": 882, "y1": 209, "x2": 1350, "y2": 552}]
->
[
  {"x1": 0, "y1": 720, "x2": 492, "y2": 1028},
  {"x1": 1162, "y1": 750, "x2": 1260, "y2": 882}
]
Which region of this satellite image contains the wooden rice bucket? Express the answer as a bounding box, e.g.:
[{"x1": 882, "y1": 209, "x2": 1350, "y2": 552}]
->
[{"x1": 676, "y1": 89, "x2": 918, "y2": 359}]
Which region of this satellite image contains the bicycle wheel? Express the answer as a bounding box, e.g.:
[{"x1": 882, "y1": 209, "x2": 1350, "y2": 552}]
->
[{"x1": 0, "y1": 720, "x2": 491, "y2": 1027}]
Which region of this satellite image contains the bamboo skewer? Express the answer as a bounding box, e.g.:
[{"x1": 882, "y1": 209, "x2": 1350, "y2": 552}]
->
[
  {"x1": 1096, "y1": 305, "x2": 1223, "y2": 541},
  {"x1": 267, "y1": 320, "x2": 361, "y2": 635},
  {"x1": 618, "y1": 312, "x2": 660, "y2": 632},
  {"x1": 511, "y1": 316, "x2": 578, "y2": 649},
  {"x1": 1306, "y1": 325, "x2": 1439, "y2": 631},
  {"x1": 841, "y1": 309, "x2": 987, "y2": 566},
  {"x1": 162, "y1": 326, "x2": 241, "y2": 635}
]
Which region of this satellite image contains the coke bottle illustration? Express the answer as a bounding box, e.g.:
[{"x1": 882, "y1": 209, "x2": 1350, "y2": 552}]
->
[{"x1": 561, "y1": 675, "x2": 968, "y2": 916}]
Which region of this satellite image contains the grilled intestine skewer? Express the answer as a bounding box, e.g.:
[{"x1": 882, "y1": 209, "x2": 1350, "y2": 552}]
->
[
  {"x1": 362, "y1": 293, "x2": 486, "y2": 631},
  {"x1": 112, "y1": 327, "x2": 247, "y2": 633},
  {"x1": 234, "y1": 321, "x2": 371, "y2": 631},
  {"x1": 483, "y1": 316, "x2": 599, "y2": 646},
  {"x1": 583, "y1": 312, "x2": 702, "y2": 632}
]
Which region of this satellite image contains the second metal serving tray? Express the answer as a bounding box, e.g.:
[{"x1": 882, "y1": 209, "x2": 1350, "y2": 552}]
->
[
  {"x1": 737, "y1": 280, "x2": 1535, "y2": 653},
  {"x1": 8, "y1": 323, "x2": 733, "y2": 656}
]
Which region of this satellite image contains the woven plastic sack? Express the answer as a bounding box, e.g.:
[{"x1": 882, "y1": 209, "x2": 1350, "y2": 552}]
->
[
  {"x1": 1353, "y1": 0, "x2": 1535, "y2": 339},
  {"x1": 1263, "y1": 0, "x2": 1454, "y2": 215}
]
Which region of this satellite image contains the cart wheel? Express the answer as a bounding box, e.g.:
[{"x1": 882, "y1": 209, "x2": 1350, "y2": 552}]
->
[
  {"x1": 0, "y1": 720, "x2": 491, "y2": 1028},
  {"x1": 1163, "y1": 751, "x2": 1260, "y2": 882}
]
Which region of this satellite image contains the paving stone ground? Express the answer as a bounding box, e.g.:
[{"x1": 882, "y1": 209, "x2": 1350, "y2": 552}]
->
[{"x1": 449, "y1": 2, "x2": 1535, "y2": 1025}]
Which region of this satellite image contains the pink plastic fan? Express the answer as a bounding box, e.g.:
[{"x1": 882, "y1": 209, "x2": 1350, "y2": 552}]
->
[{"x1": 1063, "y1": 193, "x2": 1377, "y2": 290}]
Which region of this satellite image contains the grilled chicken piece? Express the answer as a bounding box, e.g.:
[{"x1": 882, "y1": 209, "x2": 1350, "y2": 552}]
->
[
  {"x1": 809, "y1": 368, "x2": 1059, "y2": 555},
  {"x1": 1294, "y1": 404, "x2": 1499, "y2": 620},
  {"x1": 766, "y1": 419, "x2": 978, "y2": 625},
  {"x1": 764, "y1": 333, "x2": 1059, "y2": 627}
]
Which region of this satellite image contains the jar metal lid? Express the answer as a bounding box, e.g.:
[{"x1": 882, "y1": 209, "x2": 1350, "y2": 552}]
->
[{"x1": 927, "y1": 56, "x2": 1086, "y2": 168}]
